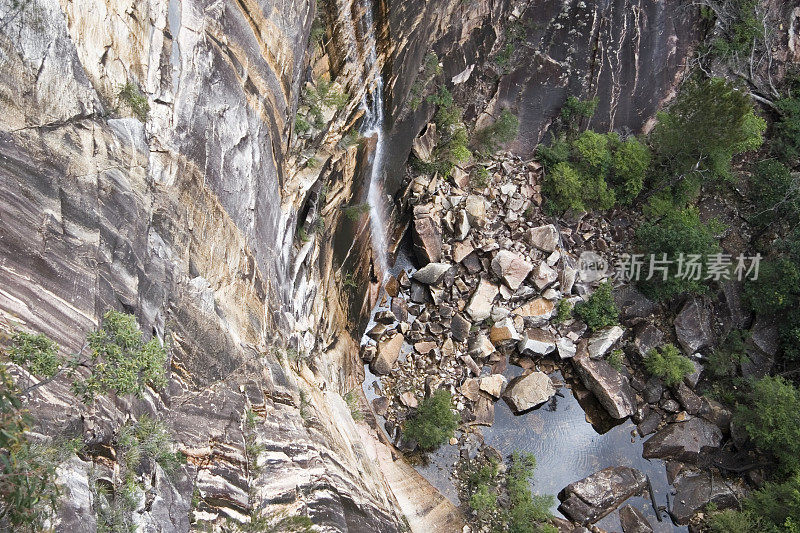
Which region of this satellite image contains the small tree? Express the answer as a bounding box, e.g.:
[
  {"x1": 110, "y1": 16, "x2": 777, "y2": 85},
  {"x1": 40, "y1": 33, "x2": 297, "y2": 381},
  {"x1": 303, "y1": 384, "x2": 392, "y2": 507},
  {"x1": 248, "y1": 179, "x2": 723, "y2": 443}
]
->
[
  {"x1": 403, "y1": 389, "x2": 459, "y2": 451},
  {"x1": 644, "y1": 344, "x2": 695, "y2": 386},
  {"x1": 574, "y1": 281, "x2": 619, "y2": 331},
  {"x1": 8, "y1": 332, "x2": 61, "y2": 378},
  {"x1": 735, "y1": 375, "x2": 800, "y2": 475}
]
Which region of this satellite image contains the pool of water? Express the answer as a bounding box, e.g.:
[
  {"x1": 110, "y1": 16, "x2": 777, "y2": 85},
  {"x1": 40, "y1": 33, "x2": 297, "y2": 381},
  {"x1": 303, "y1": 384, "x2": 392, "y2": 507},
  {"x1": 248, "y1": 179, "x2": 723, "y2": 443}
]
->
[{"x1": 359, "y1": 246, "x2": 685, "y2": 531}]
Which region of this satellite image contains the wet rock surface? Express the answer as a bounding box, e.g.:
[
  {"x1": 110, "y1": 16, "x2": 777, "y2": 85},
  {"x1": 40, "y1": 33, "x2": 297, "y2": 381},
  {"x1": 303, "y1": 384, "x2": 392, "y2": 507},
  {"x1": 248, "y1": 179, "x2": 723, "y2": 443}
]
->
[{"x1": 558, "y1": 467, "x2": 647, "y2": 525}]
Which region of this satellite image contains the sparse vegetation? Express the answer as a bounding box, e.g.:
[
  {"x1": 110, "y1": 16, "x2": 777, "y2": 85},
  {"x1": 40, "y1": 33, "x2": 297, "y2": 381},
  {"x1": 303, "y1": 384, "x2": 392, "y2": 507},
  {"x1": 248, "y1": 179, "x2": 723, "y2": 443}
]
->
[
  {"x1": 342, "y1": 203, "x2": 370, "y2": 221},
  {"x1": 644, "y1": 344, "x2": 695, "y2": 387},
  {"x1": 553, "y1": 299, "x2": 573, "y2": 324},
  {"x1": 402, "y1": 389, "x2": 459, "y2": 451},
  {"x1": 473, "y1": 109, "x2": 519, "y2": 155},
  {"x1": 117, "y1": 81, "x2": 150, "y2": 122},
  {"x1": 8, "y1": 331, "x2": 61, "y2": 378},
  {"x1": 408, "y1": 52, "x2": 442, "y2": 111},
  {"x1": 343, "y1": 390, "x2": 364, "y2": 422},
  {"x1": 607, "y1": 349, "x2": 624, "y2": 372}
]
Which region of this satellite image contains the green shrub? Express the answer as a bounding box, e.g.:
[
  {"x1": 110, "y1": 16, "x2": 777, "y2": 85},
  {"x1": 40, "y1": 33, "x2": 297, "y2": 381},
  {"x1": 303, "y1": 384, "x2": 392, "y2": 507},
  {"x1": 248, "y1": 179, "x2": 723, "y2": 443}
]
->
[
  {"x1": 635, "y1": 207, "x2": 722, "y2": 300},
  {"x1": 506, "y1": 452, "x2": 555, "y2": 533},
  {"x1": 744, "y1": 257, "x2": 800, "y2": 315},
  {"x1": 0, "y1": 368, "x2": 58, "y2": 531},
  {"x1": 748, "y1": 159, "x2": 799, "y2": 228},
  {"x1": 706, "y1": 330, "x2": 749, "y2": 379},
  {"x1": 72, "y1": 310, "x2": 168, "y2": 402},
  {"x1": 560, "y1": 96, "x2": 597, "y2": 130},
  {"x1": 553, "y1": 300, "x2": 573, "y2": 324},
  {"x1": 774, "y1": 94, "x2": 800, "y2": 166},
  {"x1": 8, "y1": 331, "x2": 61, "y2": 378},
  {"x1": 543, "y1": 161, "x2": 586, "y2": 212},
  {"x1": 421, "y1": 87, "x2": 472, "y2": 177},
  {"x1": 342, "y1": 203, "x2": 370, "y2": 221},
  {"x1": 343, "y1": 390, "x2": 364, "y2": 422},
  {"x1": 472, "y1": 165, "x2": 490, "y2": 188},
  {"x1": 117, "y1": 81, "x2": 149, "y2": 121},
  {"x1": 574, "y1": 282, "x2": 619, "y2": 331},
  {"x1": 735, "y1": 375, "x2": 800, "y2": 475},
  {"x1": 118, "y1": 415, "x2": 183, "y2": 478},
  {"x1": 469, "y1": 484, "x2": 497, "y2": 517},
  {"x1": 403, "y1": 389, "x2": 459, "y2": 451},
  {"x1": 705, "y1": 508, "x2": 762, "y2": 533},
  {"x1": 644, "y1": 344, "x2": 694, "y2": 387},
  {"x1": 609, "y1": 135, "x2": 650, "y2": 204},
  {"x1": 473, "y1": 109, "x2": 519, "y2": 155},
  {"x1": 606, "y1": 349, "x2": 624, "y2": 372},
  {"x1": 649, "y1": 77, "x2": 765, "y2": 203}
]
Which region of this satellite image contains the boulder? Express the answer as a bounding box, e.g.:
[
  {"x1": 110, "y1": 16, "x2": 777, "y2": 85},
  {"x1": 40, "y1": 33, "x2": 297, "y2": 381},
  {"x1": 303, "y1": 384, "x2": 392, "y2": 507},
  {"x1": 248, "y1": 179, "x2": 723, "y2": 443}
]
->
[
  {"x1": 465, "y1": 195, "x2": 488, "y2": 227},
  {"x1": 633, "y1": 324, "x2": 664, "y2": 359},
  {"x1": 479, "y1": 374, "x2": 508, "y2": 398},
  {"x1": 527, "y1": 224, "x2": 559, "y2": 252},
  {"x1": 371, "y1": 333, "x2": 404, "y2": 375},
  {"x1": 531, "y1": 262, "x2": 558, "y2": 291},
  {"x1": 412, "y1": 212, "x2": 442, "y2": 265},
  {"x1": 412, "y1": 122, "x2": 436, "y2": 162},
  {"x1": 614, "y1": 285, "x2": 658, "y2": 322},
  {"x1": 674, "y1": 297, "x2": 713, "y2": 355},
  {"x1": 467, "y1": 279, "x2": 499, "y2": 321},
  {"x1": 399, "y1": 391, "x2": 418, "y2": 408},
  {"x1": 517, "y1": 329, "x2": 556, "y2": 356},
  {"x1": 412, "y1": 262, "x2": 451, "y2": 284},
  {"x1": 742, "y1": 316, "x2": 778, "y2": 378},
  {"x1": 556, "y1": 337, "x2": 577, "y2": 359},
  {"x1": 390, "y1": 297, "x2": 408, "y2": 323},
  {"x1": 452, "y1": 240, "x2": 474, "y2": 263},
  {"x1": 558, "y1": 466, "x2": 647, "y2": 525},
  {"x1": 469, "y1": 334, "x2": 495, "y2": 358},
  {"x1": 671, "y1": 469, "x2": 745, "y2": 524},
  {"x1": 490, "y1": 317, "x2": 519, "y2": 344},
  {"x1": 384, "y1": 276, "x2": 400, "y2": 297},
  {"x1": 491, "y1": 250, "x2": 533, "y2": 290},
  {"x1": 450, "y1": 313, "x2": 471, "y2": 342},
  {"x1": 619, "y1": 505, "x2": 653, "y2": 533},
  {"x1": 587, "y1": 325, "x2": 624, "y2": 359},
  {"x1": 454, "y1": 210, "x2": 470, "y2": 241},
  {"x1": 573, "y1": 344, "x2": 637, "y2": 419},
  {"x1": 502, "y1": 371, "x2": 556, "y2": 413},
  {"x1": 642, "y1": 417, "x2": 722, "y2": 463},
  {"x1": 512, "y1": 298, "x2": 554, "y2": 320},
  {"x1": 460, "y1": 378, "x2": 480, "y2": 401},
  {"x1": 470, "y1": 395, "x2": 495, "y2": 426},
  {"x1": 372, "y1": 396, "x2": 389, "y2": 416},
  {"x1": 674, "y1": 382, "x2": 702, "y2": 415}
]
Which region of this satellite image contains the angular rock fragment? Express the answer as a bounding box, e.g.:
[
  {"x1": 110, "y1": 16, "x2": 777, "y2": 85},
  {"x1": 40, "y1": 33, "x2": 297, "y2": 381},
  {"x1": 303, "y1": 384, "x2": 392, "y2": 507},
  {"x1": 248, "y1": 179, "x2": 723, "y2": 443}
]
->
[
  {"x1": 573, "y1": 343, "x2": 637, "y2": 419},
  {"x1": 587, "y1": 325, "x2": 624, "y2": 359},
  {"x1": 371, "y1": 333, "x2": 404, "y2": 375},
  {"x1": 502, "y1": 371, "x2": 555, "y2": 413},
  {"x1": 558, "y1": 466, "x2": 647, "y2": 525},
  {"x1": 642, "y1": 417, "x2": 722, "y2": 463},
  {"x1": 479, "y1": 374, "x2": 507, "y2": 398},
  {"x1": 491, "y1": 250, "x2": 533, "y2": 290},
  {"x1": 527, "y1": 224, "x2": 559, "y2": 252},
  {"x1": 412, "y1": 262, "x2": 451, "y2": 285},
  {"x1": 517, "y1": 329, "x2": 556, "y2": 356},
  {"x1": 467, "y1": 279, "x2": 499, "y2": 321}
]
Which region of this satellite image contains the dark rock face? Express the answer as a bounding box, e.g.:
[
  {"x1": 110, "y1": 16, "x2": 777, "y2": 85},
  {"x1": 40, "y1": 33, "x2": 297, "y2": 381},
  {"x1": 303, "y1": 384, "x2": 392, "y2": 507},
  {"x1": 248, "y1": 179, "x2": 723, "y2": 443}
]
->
[
  {"x1": 674, "y1": 297, "x2": 714, "y2": 355},
  {"x1": 642, "y1": 417, "x2": 723, "y2": 463},
  {"x1": 558, "y1": 466, "x2": 647, "y2": 525},
  {"x1": 671, "y1": 469, "x2": 745, "y2": 524}
]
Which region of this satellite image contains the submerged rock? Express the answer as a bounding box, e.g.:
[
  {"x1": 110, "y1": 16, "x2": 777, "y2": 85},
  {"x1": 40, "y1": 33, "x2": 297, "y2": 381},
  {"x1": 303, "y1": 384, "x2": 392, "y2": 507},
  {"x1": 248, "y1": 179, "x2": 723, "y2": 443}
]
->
[
  {"x1": 558, "y1": 466, "x2": 647, "y2": 525},
  {"x1": 502, "y1": 371, "x2": 555, "y2": 413}
]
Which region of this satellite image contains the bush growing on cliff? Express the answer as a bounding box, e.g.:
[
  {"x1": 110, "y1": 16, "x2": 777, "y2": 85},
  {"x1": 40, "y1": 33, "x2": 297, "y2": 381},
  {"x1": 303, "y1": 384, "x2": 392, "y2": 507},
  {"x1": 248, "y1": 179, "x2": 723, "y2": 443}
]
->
[
  {"x1": 473, "y1": 109, "x2": 519, "y2": 155},
  {"x1": 8, "y1": 331, "x2": 61, "y2": 378},
  {"x1": 420, "y1": 87, "x2": 471, "y2": 177},
  {"x1": 117, "y1": 81, "x2": 150, "y2": 122},
  {"x1": 402, "y1": 389, "x2": 458, "y2": 451},
  {"x1": 574, "y1": 281, "x2": 618, "y2": 332},
  {"x1": 644, "y1": 344, "x2": 695, "y2": 387},
  {"x1": 71, "y1": 310, "x2": 168, "y2": 402},
  {"x1": 649, "y1": 76, "x2": 765, "y2": 205},
  {"x1": 0, "y1": 367, "x2": 58, "y2": 531},
  {"x1": 748, "y1": 159, "x2": 800, "y2": 228}
]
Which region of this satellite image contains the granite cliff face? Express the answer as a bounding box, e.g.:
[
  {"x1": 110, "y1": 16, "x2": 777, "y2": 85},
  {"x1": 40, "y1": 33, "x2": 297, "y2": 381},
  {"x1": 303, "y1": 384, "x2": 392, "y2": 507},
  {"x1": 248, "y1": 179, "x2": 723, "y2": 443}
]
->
[{"x1": 0, "y1": 0, "x2": 699, "y2": 530}]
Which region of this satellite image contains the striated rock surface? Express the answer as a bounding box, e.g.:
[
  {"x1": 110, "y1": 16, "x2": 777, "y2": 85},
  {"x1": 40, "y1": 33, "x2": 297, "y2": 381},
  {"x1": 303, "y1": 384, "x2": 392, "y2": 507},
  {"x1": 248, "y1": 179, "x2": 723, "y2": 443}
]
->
[
  {"x1": 573, "y1": 343, "x2": 637, "y2": 419},
  {"x1": 558, "y1": 466, "x2": 647, "y2": 525},
  {"x1": 642, "y1": 417, "x2": 723, "y2": 463}
]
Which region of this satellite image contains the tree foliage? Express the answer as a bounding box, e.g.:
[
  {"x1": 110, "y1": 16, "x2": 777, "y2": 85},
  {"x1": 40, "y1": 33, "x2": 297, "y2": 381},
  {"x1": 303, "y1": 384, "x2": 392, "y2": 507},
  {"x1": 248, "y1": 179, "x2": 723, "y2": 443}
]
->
[
  {"x1": 403, "y1": 389, "x2": 459, "y2": 451},
  {"x1": 644, "y1": 344, "x2": 695, "y2": 386},
  {"x1": 574, "y1": 281, "x2": 619, "y2": 331}
]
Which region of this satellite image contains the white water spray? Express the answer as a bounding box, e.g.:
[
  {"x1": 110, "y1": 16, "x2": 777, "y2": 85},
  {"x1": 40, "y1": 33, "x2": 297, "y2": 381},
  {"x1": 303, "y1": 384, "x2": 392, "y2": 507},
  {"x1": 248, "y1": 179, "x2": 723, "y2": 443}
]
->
[{"x1": 359, "y1": 1, "x2": 389, "y2": 279}]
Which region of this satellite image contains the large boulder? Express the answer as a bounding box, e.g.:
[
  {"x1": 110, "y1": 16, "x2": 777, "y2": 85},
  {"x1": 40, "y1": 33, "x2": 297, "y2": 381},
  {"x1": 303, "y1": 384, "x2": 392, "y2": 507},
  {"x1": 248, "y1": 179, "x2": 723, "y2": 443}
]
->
[
  {"x1": 371, "y1": 333, "x2": 405, "y2": 375},
  {"x1": 614, "y1": 285, "x2": 658, "y2": 323},
  {"x1": 674, "y1": 297, "x2": 714, "y2": 355},
  {"x1": 467, "y1": 279, "x2": 499, "y2": 321},
  {"x1": 411, "y1": 207, "x2": 442, "y2": 265},
  {"x1": 572, "y1": 343, "x2": 637, "y2": 419},
  {"x1": 412, "y1": 122, "x2": 436, "y2": 162},
  {"x1": 531, "y1": 262, "x2": 558, "y2": 291},
  {"x1": 479, "y1": 374, "x2": 508, "y2": 398},
  {"x1": 642, "y1": 417, "x2": 722, "y2": 463},
  {"x1": 491, "y1": 250, "x2": 533, "y2": 290},
  {"x1": 512, "y1": 298, "x2": 554, "y2": 320},
  {"x1": 558, "y1": 466, "x2": 647, "y2": 525},
  {"x1": 502, "y1": 371, "x2": 555, "y2": 413},
  {"x1": 465, "y1": 195, "x2": 488, "y2": 227},
  {"x1": 412, "y1": 262, "x2": 451, "y2": 285},
  {"x1": 670, "y1": 469, "x2": 745, "y2": 524}
]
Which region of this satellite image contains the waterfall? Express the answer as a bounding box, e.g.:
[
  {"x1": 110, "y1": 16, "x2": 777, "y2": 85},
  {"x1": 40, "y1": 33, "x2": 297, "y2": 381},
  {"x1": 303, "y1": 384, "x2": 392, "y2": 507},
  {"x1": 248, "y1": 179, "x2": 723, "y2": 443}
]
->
[{"x1": 359, "y1": 0, "x2": 389, "y2": 279}]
